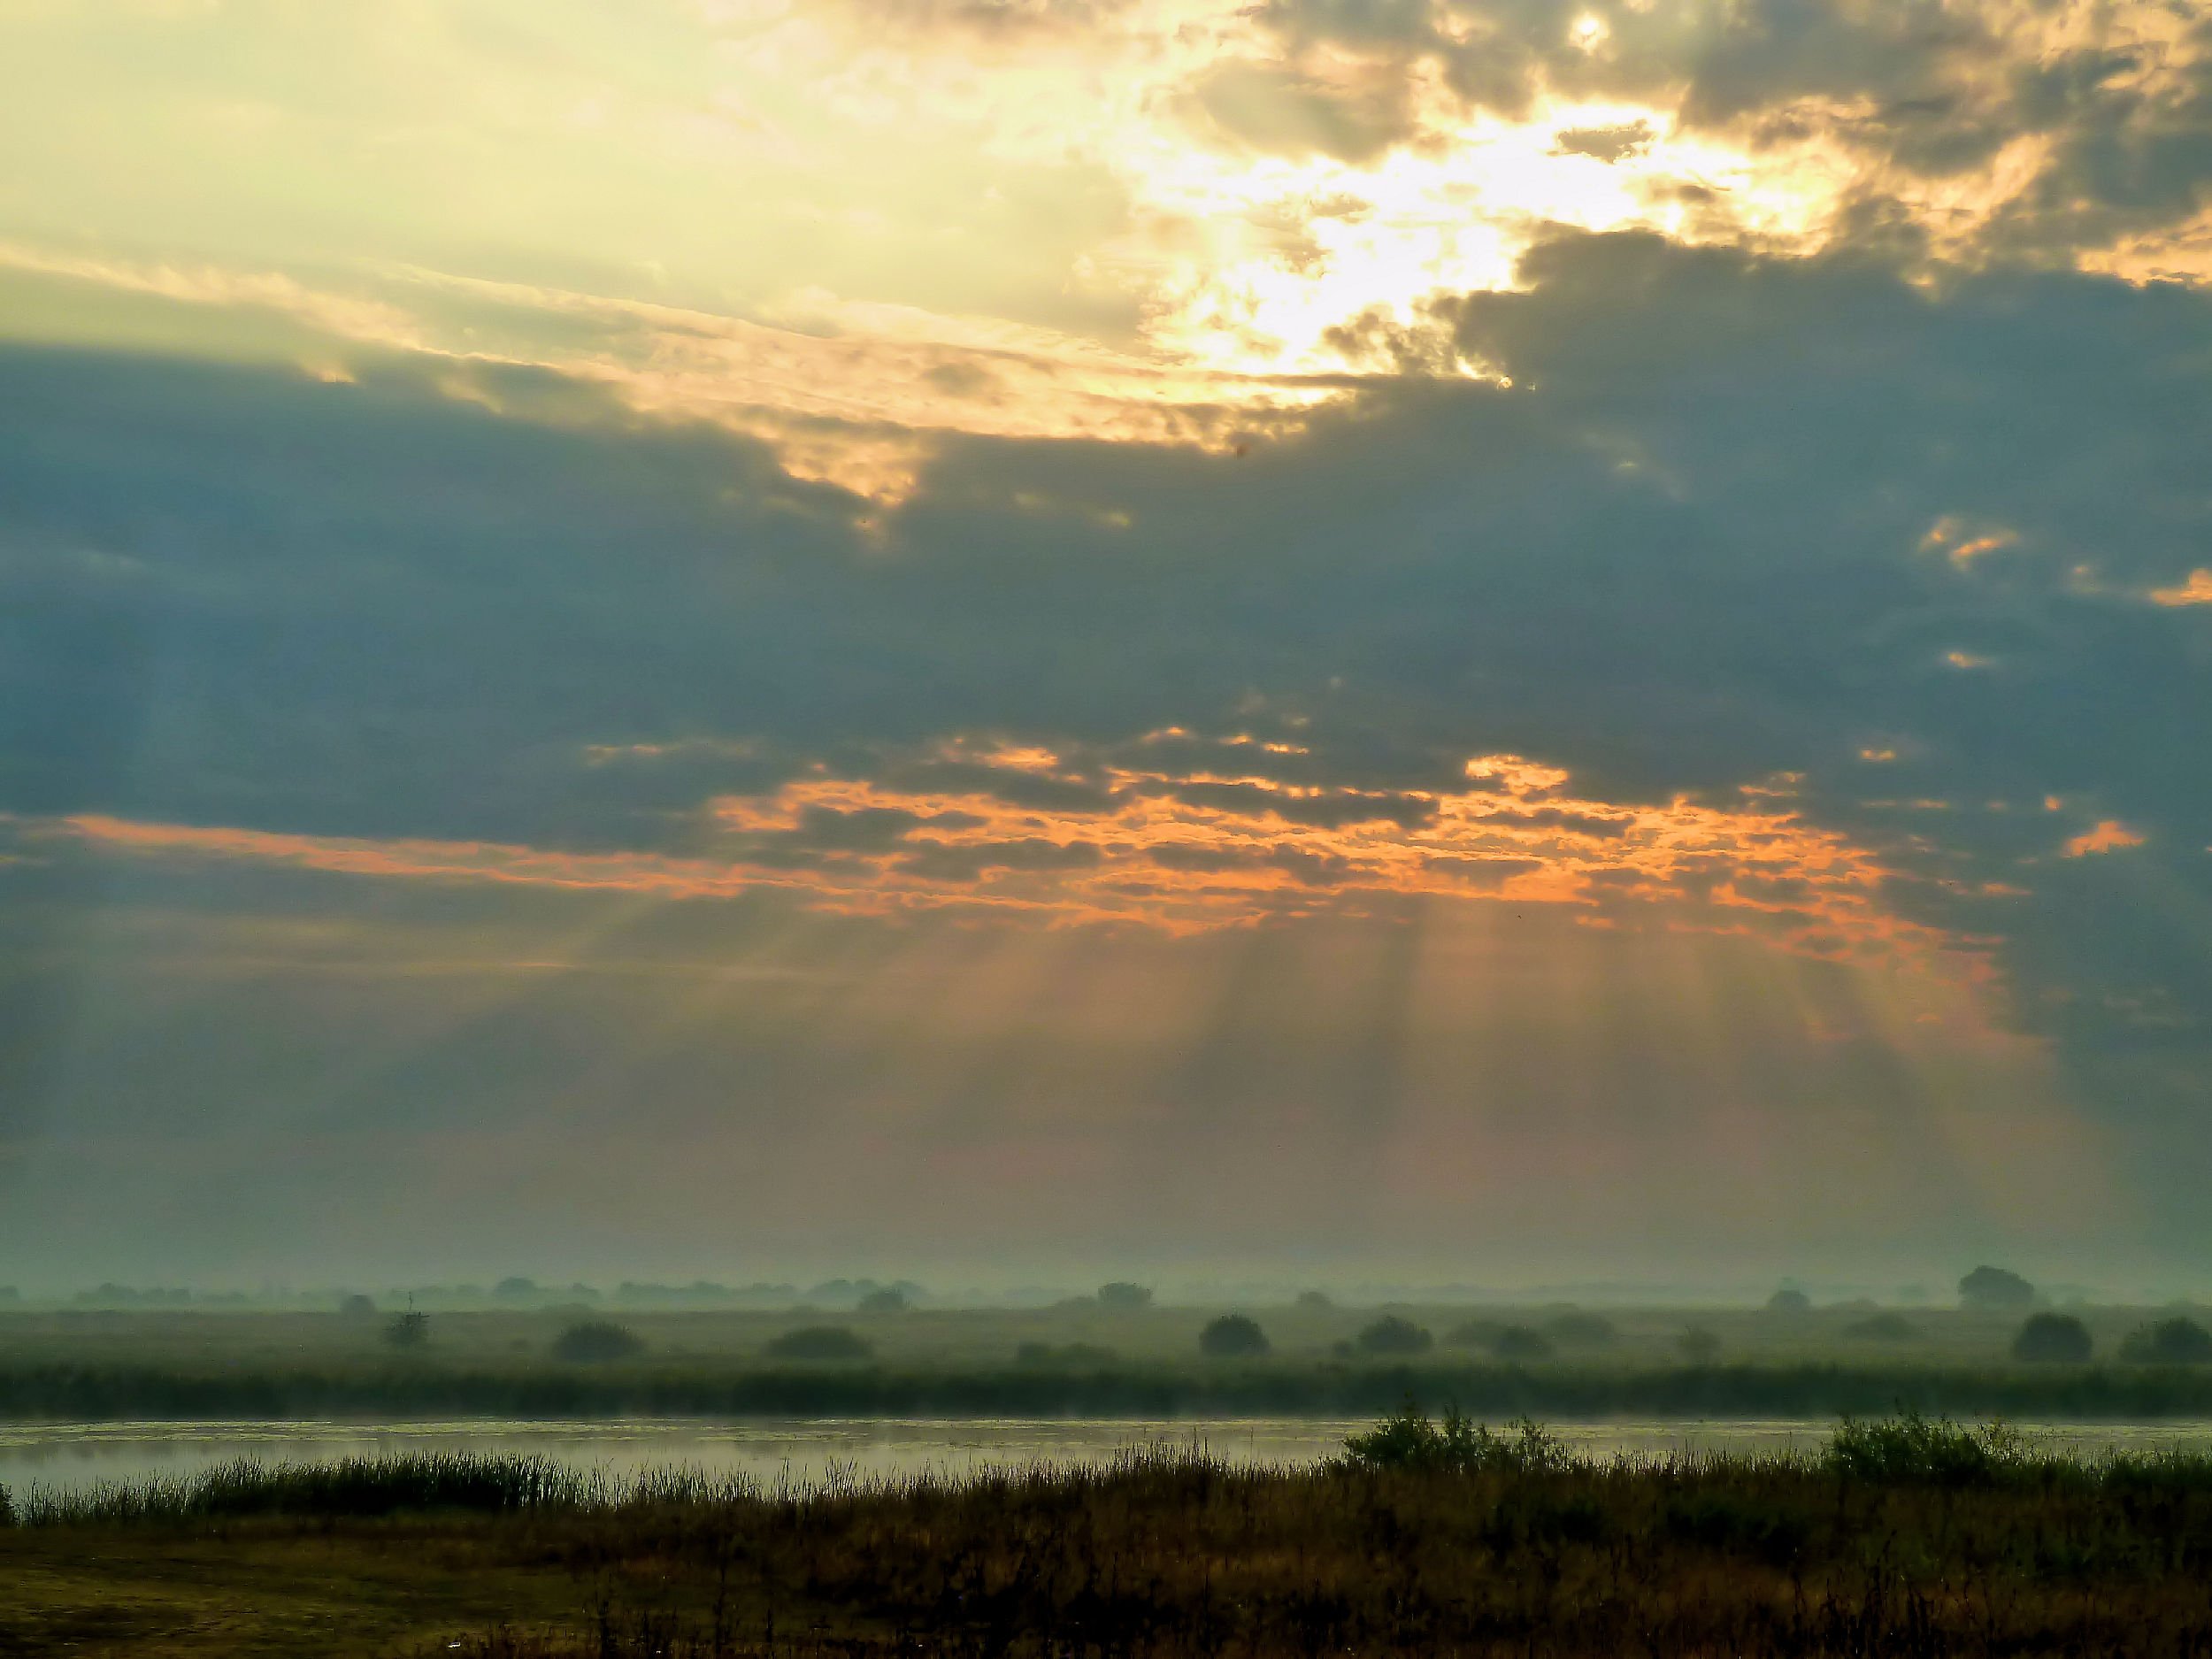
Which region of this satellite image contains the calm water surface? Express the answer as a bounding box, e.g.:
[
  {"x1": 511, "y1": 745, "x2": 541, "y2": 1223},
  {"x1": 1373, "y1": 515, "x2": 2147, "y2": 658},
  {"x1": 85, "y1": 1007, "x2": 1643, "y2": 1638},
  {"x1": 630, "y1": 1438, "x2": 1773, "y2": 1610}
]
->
[{"x1": 11, "y1": 1417, "x2": 2212, "y2": 1496}]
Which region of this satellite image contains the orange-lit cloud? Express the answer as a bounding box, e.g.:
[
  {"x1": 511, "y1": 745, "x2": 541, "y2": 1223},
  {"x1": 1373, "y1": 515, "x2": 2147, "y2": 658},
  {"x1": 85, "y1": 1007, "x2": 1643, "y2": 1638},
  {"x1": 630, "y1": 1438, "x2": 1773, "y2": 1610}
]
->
[
  {"x1": 2150, "y1": 569, "x2": 2212, "y2": 607},
  {"x1": 2063, "y1": 818, "x2": 2146, "y2": 857},
  {"x1": 25, "y1": 738, "x2": 1983, "y2": 983},
  {"x1": 1920, "y1": 516, "x2": 2018, "y2": 568}
]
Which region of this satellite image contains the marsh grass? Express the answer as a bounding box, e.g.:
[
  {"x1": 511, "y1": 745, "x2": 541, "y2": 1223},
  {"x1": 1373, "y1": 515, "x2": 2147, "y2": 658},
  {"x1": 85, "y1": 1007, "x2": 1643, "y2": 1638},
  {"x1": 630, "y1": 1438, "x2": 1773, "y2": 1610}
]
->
[
  {"x1": 11, "y1": 1450, "x2": 614, "y2": 1525},
  {"x1": 16, "y1": 1414, "x2": 2212, "y2": 1654}
]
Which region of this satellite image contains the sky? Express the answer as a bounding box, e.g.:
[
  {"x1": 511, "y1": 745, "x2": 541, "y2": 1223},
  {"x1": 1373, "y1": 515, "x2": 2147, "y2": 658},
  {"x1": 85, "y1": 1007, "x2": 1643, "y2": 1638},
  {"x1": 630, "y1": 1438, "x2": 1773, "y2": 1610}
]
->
[{"x1": 3, "y1": 0, "x2": 2210, "y2": 1295}]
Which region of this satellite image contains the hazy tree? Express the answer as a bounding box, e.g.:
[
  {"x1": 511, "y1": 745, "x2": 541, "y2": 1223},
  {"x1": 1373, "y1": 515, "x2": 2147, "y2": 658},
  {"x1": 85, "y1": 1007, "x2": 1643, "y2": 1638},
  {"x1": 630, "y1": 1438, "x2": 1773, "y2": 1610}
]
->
[
  {"x1": 1354, "y1": 1316, "x2": 1433, "y2": 1356},
  {"x1": 1096, "y1": 1282, "x2": 1154, "y2": 1311},
  {"x1": 856, "y1": 1287, "x2": 910, "y2": 1313},
  {"x1": 2120, "y1": 1317, "x2": 2212, "y2": 1365},
  {"x1": 384, "y1": 1310, "x2": 429, "y2": 1350},
  {"x1": 1199, "y1": 1314, "x2": 1271, "y2": 1359},
  {"x1": 1766, "y1": 1287, "x2": 1812, "y2": 1314},
  {"x1": 1294, "y1": 1289, "x2": 1334, "y2": 1311},
  {"x1": 1959, "y1": 1266, "x2": 2037, "y2": 1311},
  {"x1": 338, "y1": 1293, "x2": 377, "y2": 1317},
  {"x1": 2013, "y1": 1312, "x2": 2093, "y2": 1363}
]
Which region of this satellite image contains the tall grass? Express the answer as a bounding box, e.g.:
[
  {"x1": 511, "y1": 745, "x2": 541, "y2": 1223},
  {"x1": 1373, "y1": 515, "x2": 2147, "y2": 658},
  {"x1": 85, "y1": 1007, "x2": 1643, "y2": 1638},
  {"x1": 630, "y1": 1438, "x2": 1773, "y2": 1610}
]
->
[
  {"x1": 20, "y1": 1414, "x2": 2212, "y2": 1654},
  {"x1": 19, "y1": 1409, "x2": 2212, "y2": 1530},
  {"x1": 9, "y1": 1451, "x2": 615, "y2": 1525}
]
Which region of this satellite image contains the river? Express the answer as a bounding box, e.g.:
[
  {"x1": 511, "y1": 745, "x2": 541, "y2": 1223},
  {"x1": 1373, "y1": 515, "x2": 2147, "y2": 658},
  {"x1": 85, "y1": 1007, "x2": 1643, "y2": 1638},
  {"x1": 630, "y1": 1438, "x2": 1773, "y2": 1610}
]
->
[{"x1": 10, "y1": 1417, "x2": 2212, "y2": 1497}]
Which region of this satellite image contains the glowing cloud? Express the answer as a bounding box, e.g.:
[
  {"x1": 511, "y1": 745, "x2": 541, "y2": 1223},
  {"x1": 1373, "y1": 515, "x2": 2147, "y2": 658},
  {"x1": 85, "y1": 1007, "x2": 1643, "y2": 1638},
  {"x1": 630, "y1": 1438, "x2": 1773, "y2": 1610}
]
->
[
  {"x1": 2150, "y1": 569, "x2": 2212, "y2": 607},
  {"x1": 2063, "y1": 820, "x2": 2147, "y2": 857},
  {"x1": 26, "y1": 734, "x2": 1986, "y2": 988}
]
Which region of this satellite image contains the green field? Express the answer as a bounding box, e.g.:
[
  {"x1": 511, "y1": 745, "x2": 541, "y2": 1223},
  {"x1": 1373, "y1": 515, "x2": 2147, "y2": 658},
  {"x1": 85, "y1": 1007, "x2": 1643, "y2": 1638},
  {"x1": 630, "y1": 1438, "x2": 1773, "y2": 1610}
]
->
[
  {"x1": 3, "y1": 1302, "x2": 2211, "y2": 1420},
  {"x1": 7, "y1": 1410, "x2": 2212, "y2": 1655}
]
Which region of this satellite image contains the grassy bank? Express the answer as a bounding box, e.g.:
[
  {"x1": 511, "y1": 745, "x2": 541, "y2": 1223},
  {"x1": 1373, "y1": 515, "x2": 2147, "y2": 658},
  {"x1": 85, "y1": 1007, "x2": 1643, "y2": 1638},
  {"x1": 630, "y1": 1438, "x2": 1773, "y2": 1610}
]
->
[
  {"x1": 8, "y1": 1411, "x2": 2212, "y2": 1655},
  {"x1": 11, "y1": 1356, "x2": 2212, "y2": 1421}
]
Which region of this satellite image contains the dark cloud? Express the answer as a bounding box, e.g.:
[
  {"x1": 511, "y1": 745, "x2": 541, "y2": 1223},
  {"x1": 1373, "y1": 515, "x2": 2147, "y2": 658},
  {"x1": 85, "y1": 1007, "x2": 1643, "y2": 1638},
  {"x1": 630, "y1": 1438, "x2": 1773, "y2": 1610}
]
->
[{"x1": 1244, "y1": 0, "x2": 2212, "y2": 259}]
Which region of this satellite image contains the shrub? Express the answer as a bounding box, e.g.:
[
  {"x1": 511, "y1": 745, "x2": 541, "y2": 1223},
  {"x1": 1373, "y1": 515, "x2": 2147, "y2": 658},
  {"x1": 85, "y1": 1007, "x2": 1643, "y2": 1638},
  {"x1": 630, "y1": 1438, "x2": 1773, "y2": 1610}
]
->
[
  {"x1": 1198, "y1": 1314, "x2": 1270, "y2": 1359},
  {"x1": 1824, "y1": 1407, "x2": 2026, "y2": 1486},
  {"x1": 1960, "y1": 1265, "x2": 2037, "y2": 1312},
  {"x1": 383, "y1": 1310, "x2": 429, "y2": 1350},
  {"x1": 2120, "y1": 1317, "x2": 2212, "y2": 1365},
  {"x1": 1096, "y1": 1282, "x2": 1154, "y2": 1311},
  {"x1": 1355, "y1": 1316, "x2": 1433, "y2": 1356},
  {"x1": 1677, "y1": 1327, "x2": 1722, "y2": 1363},
  {"x1": 1545, "y1": 1312, "x2": 1617, "y2": 1346},
  {"x1": 765, "y1": 1325, "x2": 874, "y2": 1362},
  {"x1": 1843, "y1": 1313, "x2": 1922, "y2": 1342},
  {"x1": 856, "y1": 1287, "x2": 909, "y2": 1313},
  {"x1": 1490, "y1": 1325, "x2": 1555, "y2": 1363},
  {"x1": 2013, "y1": 1312, "x2": 2093, "y2": 1363},
  {"x1": 1344, "y1": 1402, "x2": 1571, "y2": 1475},
  {"x1": 549, "y1": 1321, "x2": 644, "y2": 1363},
  {"x1": 1766, "y1": 1287, "x2": 1811, "y2": 1314}
]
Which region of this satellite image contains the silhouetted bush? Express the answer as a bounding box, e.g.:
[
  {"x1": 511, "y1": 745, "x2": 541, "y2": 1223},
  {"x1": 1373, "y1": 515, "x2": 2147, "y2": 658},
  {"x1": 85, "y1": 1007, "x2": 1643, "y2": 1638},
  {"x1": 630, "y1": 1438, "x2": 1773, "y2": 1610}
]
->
[
  {"x1": 1354, "y1": 1316, "x2": 1433, "y2": 1356},
  {"x1": 764, "y1": 1325, "x2": 874, "y2": 1362},
  {"x1": 1096, "y1": 1282, "x2": 1153, "y2": 1311},
  {"x1": 1199, "y1": 1314, "x2": 1270, "y2": 1359},
  {"x1": 1677, "y1": 1327, "x2": 1722, "y2": 1363},
  {"x1": 2121, "y1": 1317, "x2": 2212, "y2": 1365},
  {"x1": 2013, "y1": 1312, "x2": 2093, "y2": 1363},
  {"x1": 1490, "y1": 1325, "x2": 1555, "y2": 1363},
  {"x1": 1844, "y1": 1313, "x2": 1922, "y2": 1342},
  {"x1": 856, "y1": 1288, "x2": 909, "y2": 1313},
  {"x1": 1766, "y1": 1288, "x2": 1811, "y2": 1315},
  {"x1": 383, "y1": 1311, "x2": 429, "y2": 1350},
  {"x1": 1959, "y1": 1265, "x2": 2037, "y2": 1312},
  {"x1": 1546, "y1": 1312, "x2": 1618, "y2": 1347},
  {"x1": 549, "y1": 1321, "x2": 644, "y2": 1363}
]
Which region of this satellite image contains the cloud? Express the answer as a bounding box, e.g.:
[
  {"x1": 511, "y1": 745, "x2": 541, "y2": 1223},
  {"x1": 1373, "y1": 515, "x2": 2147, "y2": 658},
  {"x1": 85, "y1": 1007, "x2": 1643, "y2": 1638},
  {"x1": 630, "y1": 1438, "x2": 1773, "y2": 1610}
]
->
[
  {"x1": 6, "y1": 200, "x2": 2212, "y2": 1265},
  {"x1": 2062, "y1": 818, "x2": 2146, "y2": 857},
  {"x1": 0, "y1": 245, "x2": 1337, "y2": 503},
  {"x1": 2150, "y1": 568, "x2": 2212, "y2": 606}
]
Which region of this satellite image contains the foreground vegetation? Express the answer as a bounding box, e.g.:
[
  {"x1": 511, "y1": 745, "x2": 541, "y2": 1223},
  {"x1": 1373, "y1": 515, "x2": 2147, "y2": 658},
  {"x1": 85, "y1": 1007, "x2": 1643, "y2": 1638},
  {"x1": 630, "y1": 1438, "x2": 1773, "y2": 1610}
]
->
[{"x1": 10, "y1": 1410, "x2": 2212, "y2": 1654}]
